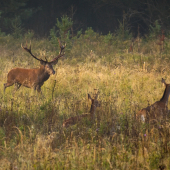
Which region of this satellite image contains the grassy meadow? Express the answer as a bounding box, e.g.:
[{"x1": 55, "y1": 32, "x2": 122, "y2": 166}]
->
[{"x1": 1, "y1": 34, "x2": 170, "y2": 169}]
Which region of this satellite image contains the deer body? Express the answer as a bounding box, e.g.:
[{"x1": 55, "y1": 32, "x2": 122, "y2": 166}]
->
[
  {"x1": 137, "y1": 101, "x2": 167, "y2": 122},
  {"x1": 5, "y1": 65, "x2": 53, "y2": 92},
  {"x1": 63, "y1": 93, "x2": 100, "y2": 128},
  {"x1": 63, "y1": 113, "x2": 94, "y2": 128},
  {"x1": 4, "y1": 40, "x2": 65, "y2": 93},
  {"x1": 137, "y1": 78, "x2": 170, "y2": 122}
]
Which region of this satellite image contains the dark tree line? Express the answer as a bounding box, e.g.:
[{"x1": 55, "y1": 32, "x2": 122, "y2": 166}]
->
[{"x1": 0, "y1": 0, "x2": 170, "y2": 38}]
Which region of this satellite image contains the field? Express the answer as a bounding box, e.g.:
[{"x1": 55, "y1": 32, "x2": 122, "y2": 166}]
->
[{"x1": 0, "y1": 34, "x2": 170, "y2": 169}]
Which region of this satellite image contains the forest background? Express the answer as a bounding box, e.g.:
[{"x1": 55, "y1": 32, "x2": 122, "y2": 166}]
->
[{"x1": 0, "y1": 0, "x2": 170, "y2": 37}]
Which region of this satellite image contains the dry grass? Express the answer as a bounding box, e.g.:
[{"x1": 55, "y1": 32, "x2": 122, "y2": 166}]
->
[{"x1": 0, "y1": 36, "x2": 170, "y2": 169}]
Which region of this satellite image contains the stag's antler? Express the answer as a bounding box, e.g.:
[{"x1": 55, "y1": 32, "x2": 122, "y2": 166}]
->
[
  {"x1": 49, "y1": 39, "x2": 66, "y2": 65},
  {"x1": 58, "y1": 39, "x2": 66, "y2": 55},
  {"x1": 21, "y1": 39, "x2": 66, "y2": 64},
  {"x1": 21, "y1": 41, "x2": 45, "y2": 62}
]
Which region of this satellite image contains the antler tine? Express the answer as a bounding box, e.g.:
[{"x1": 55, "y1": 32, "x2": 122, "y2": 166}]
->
[
  {"x1": 45, "y1": 56, "x2": 48, "y2": 62},
  {"x1": 58, "y1": 38, "x2": 62, "y2": 47},
  {"x1": 58, "y1": 38, "x2": 66, "y2": 55},
  {"x1": 29, "y1": 40, "x2": 31, "y2": 50},
  {"x1": 49, "y1": 39, "x2": 66, "y2": 65},
  {"x1": 21, "y1": 41, "x2": 44, "y2": 62}
]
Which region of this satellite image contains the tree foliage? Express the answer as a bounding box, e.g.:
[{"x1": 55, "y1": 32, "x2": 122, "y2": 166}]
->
[
  {"x1": 0, "y1": 0, "x2": 35, "y2": 37},
  {"x1": 0, "y1": 0, "x2": 170, "y2": 37}
]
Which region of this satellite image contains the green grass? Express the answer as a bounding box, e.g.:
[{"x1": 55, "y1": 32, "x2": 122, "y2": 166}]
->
[{"x1": 0, "y1": 35, "x2": 170, "y2": 169}]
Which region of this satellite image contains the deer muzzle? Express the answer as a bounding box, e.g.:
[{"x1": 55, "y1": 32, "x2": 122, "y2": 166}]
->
[{"x1": 52, "y1": 70, "x2": 55, "y2": 75}]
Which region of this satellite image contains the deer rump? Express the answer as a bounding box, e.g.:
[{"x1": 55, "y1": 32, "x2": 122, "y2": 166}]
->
[
  {"x1": 137, "y1": 101, "x2": 167, "y2": 122},
  {"x1": 6, "y1": 67, "x2": 50, "y2": 89}
]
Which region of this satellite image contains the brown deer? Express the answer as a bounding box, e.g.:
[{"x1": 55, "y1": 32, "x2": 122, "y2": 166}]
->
[
  {"x1": 63, "y1": 93, "x2": 100, "y2": 128},
  {"x1": 4, "y1": 39, "x2": 66, "y2": 93},
  {"x1": 136, "y1": 78, "x2": 170, "y2": 123}
]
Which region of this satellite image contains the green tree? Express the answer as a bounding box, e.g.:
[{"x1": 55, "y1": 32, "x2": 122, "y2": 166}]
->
[
  {"x1": 50, "y1": 15, "x2": 73, "y2": 42},
  {"x1": 50, "y1": 15, "x2": 73, "y2": 49},
  {"x1": 0, "y1": 0, "x2": 35, "y2": 38}
]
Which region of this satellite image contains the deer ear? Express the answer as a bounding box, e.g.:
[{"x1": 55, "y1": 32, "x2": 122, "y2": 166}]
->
[
  {"x1": 88, "y1": 94, "x2": 92, "y2": 100},
  {"x1": 162, "y1": 78, "x2": 166, "y2": 86}
]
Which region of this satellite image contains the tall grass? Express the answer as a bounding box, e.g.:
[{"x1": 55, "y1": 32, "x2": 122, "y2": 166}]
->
[{"x1": 0, "y1": 35, "x2": 170, "y2": 169}]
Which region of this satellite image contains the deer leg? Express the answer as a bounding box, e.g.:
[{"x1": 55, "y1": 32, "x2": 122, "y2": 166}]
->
[
  {"x1": 14, "y1": 83, "x2": 21, "y2": 91},
  {"x1": 37, "y1": 87, "x2": 42, "y2": 93},
  {"x1": 34, "y1": 85, "x2": 42, "y2": 94},
  {"x1": 4, "y1": 82, "x2": 14, "y2": 93}
]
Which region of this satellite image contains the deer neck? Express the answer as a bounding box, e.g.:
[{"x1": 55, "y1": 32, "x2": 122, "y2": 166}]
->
[
  {"x1": 38, "y1": 65, "x2": 50, "y2": 81},
  {"x1": 90, "y1": 104, "x2": 97, "y2": 114},
  {"x1": 160, "y1": 85, "x2": 170, "y2": 104}
]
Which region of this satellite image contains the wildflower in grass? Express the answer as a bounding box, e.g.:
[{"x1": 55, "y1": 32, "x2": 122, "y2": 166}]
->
[
  {"x1": 144, "y1": 134, "x2": 146, "y2": 137},
  {"x1": 96, "y1": 128, "x2": 99, "y2": 132}
]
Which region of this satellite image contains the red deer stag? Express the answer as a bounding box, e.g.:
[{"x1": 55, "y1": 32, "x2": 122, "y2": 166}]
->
[
  {"x1": 136, "y1": 78, "x2": 170, "y2": 123},
  {"x1": 4, "y1": 39, "x2": 66, "y2": 93},
  {"x1": 63, "y1": 93, "x2": 100, "y2": 128}
]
